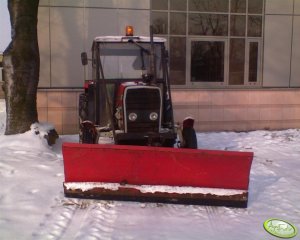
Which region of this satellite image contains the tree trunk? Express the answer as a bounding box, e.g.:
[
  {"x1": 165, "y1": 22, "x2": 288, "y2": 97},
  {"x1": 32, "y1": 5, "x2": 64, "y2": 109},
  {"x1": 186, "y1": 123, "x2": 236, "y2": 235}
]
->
[{"x1": 3, "y1": 0, "x2": 40, "y2": 135}]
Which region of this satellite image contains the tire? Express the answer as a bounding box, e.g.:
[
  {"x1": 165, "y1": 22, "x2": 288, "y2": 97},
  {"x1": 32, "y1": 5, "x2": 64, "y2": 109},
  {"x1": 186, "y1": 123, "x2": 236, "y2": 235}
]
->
[
  {"x1": 80, "y1": 120, "x2": 97, "y2": 144},
  {"x1": 79, "y1": 93, "x2": 88, "y2": 121},
  {"x1": 78, "y1": 93, "x2": 88, "y2": 143}
]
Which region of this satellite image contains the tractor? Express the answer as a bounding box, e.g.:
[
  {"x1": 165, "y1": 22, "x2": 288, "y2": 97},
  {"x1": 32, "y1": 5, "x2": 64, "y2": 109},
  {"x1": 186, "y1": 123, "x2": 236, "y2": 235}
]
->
[
  {"x1": 62, "y1": 27, "x2": 253, "y2": 208},
  {"x1": 78, "y1": 27, "x2": 181, "y2": 148}
]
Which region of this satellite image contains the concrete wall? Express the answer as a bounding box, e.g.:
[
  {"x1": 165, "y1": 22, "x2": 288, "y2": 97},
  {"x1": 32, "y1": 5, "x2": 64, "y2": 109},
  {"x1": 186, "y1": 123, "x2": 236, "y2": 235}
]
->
[
  {"x1": 263, "y1": 0, "x2": 300, "y2": 87},
  {"x1": 173, "y1": 89, "x2": 300, "y2": 132},
  {"x1": 37, "y1": 89, "x2": 300, "y2": 134},
  {"x1": 37, "y1": 90, "x2": 80, "y2": 134}
]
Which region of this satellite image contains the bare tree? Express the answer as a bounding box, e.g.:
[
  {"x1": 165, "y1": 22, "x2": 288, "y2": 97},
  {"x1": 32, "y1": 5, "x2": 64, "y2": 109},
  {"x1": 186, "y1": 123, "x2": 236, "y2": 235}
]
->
[{"x1": 2, "y1": 0, "x2": 40, "y2": 134}]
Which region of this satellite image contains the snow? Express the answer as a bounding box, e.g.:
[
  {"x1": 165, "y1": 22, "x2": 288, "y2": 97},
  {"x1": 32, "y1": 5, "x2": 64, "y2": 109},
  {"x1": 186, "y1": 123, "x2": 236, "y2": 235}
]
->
[
  {"x1": 64, "y1": 182, "x2": 245, "y2": 196},
  {"x1": 0, "y1": 98, "x2": 300, "y2": 239}
]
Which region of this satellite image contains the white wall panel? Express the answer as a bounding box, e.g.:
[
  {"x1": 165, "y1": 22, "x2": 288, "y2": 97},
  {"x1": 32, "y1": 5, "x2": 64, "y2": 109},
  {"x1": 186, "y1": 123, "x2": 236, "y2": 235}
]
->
[
  {"x1": 38, "y1": 7, "x2": 51, "y2": 88},
  {"x1": 295, "y1": 0, "x2": 300, "y2": 14},
  {"x1": 263, "y1": 15, "x2": 293, "y2": 87},
  {"x1": 290, "y1": 16, "x2": 300, "y2": 87},
  {"x1": 50, "y1": 7, "x2": 84, "y2": 87},
  {"x1": 265, "y1": 0, "x2": 293, "y2": 14},
  {"x1": 85, "y1": 9, "x2": 118, "y2": 43}
]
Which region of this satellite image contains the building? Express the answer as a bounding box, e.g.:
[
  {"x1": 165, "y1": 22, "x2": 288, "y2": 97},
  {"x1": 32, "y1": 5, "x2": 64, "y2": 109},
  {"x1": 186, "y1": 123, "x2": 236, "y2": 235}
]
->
[{"x1": 37, "y1": 0, "x2": 300, "y2": 134}]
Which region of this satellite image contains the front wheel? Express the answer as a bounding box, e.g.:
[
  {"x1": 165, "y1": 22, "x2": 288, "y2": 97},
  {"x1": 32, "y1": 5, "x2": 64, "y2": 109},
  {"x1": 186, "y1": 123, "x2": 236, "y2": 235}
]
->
[
  {"x1": 79, "y1": 120, "x2": 98, "y2": 144},
  {"x1": 79, "y1": 93, "x2": 88, "y2": 121}
]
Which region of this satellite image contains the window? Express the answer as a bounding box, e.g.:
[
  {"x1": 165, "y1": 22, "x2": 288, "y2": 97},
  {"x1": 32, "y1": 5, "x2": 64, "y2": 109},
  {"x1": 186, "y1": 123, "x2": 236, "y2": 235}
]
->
[
  {"x1": 248, "y1": 16, "x2": 262, "y2": 37},
  {"x1": 230, "y1": 15, "x2": 246, "y2": 36},
  {"x1": 170, "y1": 37, "x2": 186, "y2": 84},
  {"x1": 151, "y1": 0, "x2": 264, "y2": 87},
  {"x1": 190, "y1": 40, "x2": 225, "y2": 83},
  {"x1": 231, "y1": 0, "x2": 246, "y2": 13},
  {"x1": 229, "y1": 39, "x2": 245, "y2": 85},
  {"x1": 152, "y1": 12, "x2": 168, "y2": 34},
  {"x1": 247, "y1": 40, "x2": 261, "y2": 83},
  {"x1": 152, "y1": 0, "x2": 168, "y2": 10},
  {"x1": 248, "y1": 0, "x2": 263, "y2": 14},
  {"x1": 170, "y1": 13, "x2": 186, "y2": 35},
  {"x1": 171, "y1": 0, "x2": 187, "y2": 11},
  {"x1": 189, "y1": 0, "x2": 229, "y2": 12},
  {"x1": 189, "y1": 14, "x2": 228, "y2": 36}
]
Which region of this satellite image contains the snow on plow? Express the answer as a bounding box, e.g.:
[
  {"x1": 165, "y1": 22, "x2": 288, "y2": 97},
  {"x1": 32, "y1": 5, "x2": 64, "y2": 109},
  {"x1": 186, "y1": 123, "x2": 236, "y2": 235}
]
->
[{"x1": 63, "y1": 143, "x2": 253, "y2": 208}]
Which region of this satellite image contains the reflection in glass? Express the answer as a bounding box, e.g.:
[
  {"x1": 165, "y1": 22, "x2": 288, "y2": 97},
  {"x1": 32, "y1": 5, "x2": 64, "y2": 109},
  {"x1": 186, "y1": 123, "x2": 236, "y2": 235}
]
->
[
  {"x1": 152, "y1": 12, "x2": 168, "y2": 34},
  {"x1": 99, "y1": 43, "x2": 163, "y2": 79},
  {"x1": 231, "y1": 0, "x2": 246, "y2": 13},
  {"x1": 229, "y1": 39, "x2": 245, "y2": 85},
  {"x1": 189, "y1": 14, "x2": 228, "y2": 36},
  {"x1": 249, "y1": 42, "x2": 258, "y2": 82},
  {"x1": 230, "y1": 15, "x2": 246, "y2": 36},
  {"x1": 150, "y1": 0, "x2": 263, "y2": 86},
  {"x1": 191, "y1": 41, "x2": 225, "y2": 82},
  {"x1": 170, "y1": 13, "x2": 186, "y2": 35},
  {"x1": 248, "y1": 16, "x2": 262, "y2": 37},
  {"x1": 171, "y1": 0, "x2": 187, "y2": 11},
  {"x1": 152, "y1": 0, "x2": 168, "y2": 10},
  {"x1": 189, "y1": 0, "x2": 229, "y2": 12},
  {"x1": 170, "y1": 37, "x2": 186, "y2": 85},
  {"x1": 248, "y1": 0, "x2": 263, "y2": 14}
]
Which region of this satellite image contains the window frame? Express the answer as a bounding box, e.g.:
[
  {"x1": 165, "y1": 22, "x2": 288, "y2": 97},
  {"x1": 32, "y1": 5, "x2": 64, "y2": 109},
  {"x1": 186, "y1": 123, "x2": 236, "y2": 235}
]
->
[{"x1": 186, "y1": 37, "x2": 229, "y2": 87}]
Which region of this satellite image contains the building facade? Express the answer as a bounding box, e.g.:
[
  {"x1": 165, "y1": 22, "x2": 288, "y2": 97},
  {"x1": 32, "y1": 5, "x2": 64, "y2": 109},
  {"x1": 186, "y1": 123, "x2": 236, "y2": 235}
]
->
[{"x1": 37, "y1": 0, "x2": 300, "y2": 134}]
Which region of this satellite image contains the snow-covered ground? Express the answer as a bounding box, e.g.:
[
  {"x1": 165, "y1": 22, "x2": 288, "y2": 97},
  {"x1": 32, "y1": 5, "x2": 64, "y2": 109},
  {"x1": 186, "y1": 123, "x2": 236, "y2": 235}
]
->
[{"x1": 0, "y1": 99, "x2": 299, "y2": 240}]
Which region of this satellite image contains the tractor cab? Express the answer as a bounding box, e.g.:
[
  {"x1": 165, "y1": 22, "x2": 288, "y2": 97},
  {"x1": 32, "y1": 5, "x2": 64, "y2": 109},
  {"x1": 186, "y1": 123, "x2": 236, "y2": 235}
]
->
[{"x1": 79, "y1": 29, "x2": 177, "y2": 147}]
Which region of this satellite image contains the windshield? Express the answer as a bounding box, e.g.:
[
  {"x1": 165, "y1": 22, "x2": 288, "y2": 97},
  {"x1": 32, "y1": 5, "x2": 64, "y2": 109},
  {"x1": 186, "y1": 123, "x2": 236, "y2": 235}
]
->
[{"x1": 98, "y1": 42, "x2": 163, "y2": 79}]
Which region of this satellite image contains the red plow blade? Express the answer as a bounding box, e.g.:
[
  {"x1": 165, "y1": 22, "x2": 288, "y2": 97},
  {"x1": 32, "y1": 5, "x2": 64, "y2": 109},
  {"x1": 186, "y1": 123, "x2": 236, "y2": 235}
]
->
[{"x1": 63, "y1": 143, "x2": 253, "y2": 208}]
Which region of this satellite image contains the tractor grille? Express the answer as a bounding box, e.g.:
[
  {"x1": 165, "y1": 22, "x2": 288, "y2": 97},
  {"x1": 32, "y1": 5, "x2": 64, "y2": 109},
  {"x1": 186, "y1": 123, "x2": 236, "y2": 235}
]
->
[{"x1": 125, "y1": 87, "x2": 161, "y2": 133}]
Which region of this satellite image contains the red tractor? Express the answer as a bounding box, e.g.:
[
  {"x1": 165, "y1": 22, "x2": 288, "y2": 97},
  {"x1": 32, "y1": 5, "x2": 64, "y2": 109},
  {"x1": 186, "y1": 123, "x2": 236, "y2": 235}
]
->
[
  {"x1": 78, "y1": 29, "x2": 179, "y2": 148},
  {"x1": 62, "y1": 27, "x2": 253, "y2": 208}
]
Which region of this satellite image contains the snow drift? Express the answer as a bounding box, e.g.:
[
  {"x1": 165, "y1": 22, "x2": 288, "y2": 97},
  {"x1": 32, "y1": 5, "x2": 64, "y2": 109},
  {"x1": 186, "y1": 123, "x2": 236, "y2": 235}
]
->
[{"x1": 0, "y1": 99, "x2": 299, "y2": 239}]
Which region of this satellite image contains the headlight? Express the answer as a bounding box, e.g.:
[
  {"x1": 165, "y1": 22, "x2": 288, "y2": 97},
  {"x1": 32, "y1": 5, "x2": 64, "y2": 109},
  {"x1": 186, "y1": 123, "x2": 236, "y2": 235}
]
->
[
  {"x1": 128, "y1": 112, "x2": 137, "y2": 121},
  {"x1": 149, "y1": 112, "x2": 158, "y2": 121}
]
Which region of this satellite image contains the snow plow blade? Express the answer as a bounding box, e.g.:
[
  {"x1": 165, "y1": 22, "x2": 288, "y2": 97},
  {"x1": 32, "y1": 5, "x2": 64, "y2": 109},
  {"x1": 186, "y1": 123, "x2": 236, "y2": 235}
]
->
[{"x1": 63, "y1": 143, "x2": 253, "y2": 208}]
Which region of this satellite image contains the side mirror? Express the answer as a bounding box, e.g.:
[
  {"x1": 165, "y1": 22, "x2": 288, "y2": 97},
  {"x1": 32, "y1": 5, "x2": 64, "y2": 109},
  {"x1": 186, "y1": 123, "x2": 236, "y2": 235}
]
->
[{"x1": 81, "y1": 52, "x2": 88, "y2": 66}]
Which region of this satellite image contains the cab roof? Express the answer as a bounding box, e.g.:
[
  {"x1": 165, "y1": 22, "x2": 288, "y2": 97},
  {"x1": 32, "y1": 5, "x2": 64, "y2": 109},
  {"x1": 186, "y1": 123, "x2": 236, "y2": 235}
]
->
[{"x1": 94, "y1": 36, "x2": 166, "y2": 43}]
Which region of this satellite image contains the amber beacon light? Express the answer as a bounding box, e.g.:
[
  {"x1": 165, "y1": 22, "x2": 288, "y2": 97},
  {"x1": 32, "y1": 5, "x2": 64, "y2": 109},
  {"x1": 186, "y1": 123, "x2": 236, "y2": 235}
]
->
[{"x1": 126, "y1": 26, "x2": 134, "y2": 36}]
